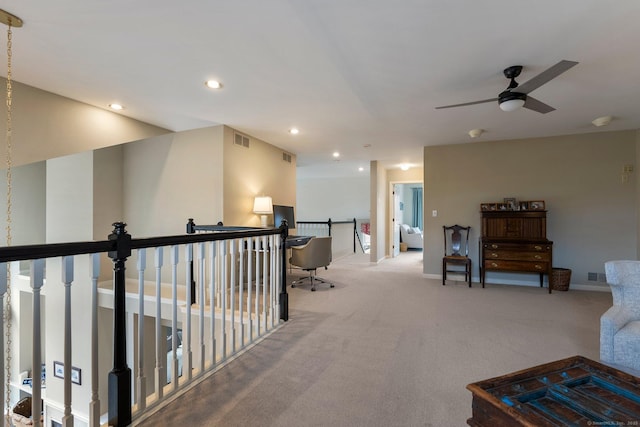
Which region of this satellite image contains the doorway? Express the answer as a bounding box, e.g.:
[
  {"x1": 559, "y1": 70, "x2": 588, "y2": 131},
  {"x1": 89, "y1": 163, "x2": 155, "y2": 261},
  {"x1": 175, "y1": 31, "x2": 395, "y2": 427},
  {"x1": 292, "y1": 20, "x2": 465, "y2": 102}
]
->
[{"x1": 390, "y1": 181, "x2": 423, "y2": 258}]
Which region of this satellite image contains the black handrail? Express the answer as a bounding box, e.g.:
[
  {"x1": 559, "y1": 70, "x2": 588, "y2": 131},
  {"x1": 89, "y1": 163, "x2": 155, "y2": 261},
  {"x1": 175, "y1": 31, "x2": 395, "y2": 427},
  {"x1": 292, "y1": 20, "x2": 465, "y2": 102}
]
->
[{"x1": 0, "y1": 220, "x2": 288, "y2": 426}]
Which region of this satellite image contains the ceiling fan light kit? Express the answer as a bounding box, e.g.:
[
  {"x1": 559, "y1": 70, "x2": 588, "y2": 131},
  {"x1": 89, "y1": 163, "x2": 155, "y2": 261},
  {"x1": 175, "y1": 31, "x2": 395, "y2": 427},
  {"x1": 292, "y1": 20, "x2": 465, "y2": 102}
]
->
[
  {"x1": 499, "y1": 92, "x2": 526, "y2": 112},
  {"x1": 435, "y1": 60, "x2": 579, "y2": 114}
]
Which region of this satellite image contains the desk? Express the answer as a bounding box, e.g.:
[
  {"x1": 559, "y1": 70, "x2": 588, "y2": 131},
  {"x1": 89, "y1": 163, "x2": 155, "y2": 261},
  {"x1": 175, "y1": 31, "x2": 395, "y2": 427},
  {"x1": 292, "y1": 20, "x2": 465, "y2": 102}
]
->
[
  {"x1": 467, "y1": 355, "x2": 640, "y2": 426},
  {"x1": 285, "y1": 235, "x2": 313, "y2": 248}
]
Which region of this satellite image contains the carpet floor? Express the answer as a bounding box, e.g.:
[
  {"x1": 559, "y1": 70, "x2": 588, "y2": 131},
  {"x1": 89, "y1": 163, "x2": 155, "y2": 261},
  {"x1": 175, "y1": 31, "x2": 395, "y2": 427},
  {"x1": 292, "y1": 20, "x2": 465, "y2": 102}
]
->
[{"x1": 136, "y1": 251, "x2": 612, "y2": 427}]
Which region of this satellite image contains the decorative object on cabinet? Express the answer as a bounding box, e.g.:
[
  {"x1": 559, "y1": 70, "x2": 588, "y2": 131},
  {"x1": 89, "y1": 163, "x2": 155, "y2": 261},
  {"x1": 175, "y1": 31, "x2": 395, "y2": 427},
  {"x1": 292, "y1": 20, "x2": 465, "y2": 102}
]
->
[
  {"x1": 480, "y1": 200, "x2": 546, "y2": 212},
  {"x1": 442, "y1": 225, "x2": 472, "y2": 287},
  {"x1": 479, "y1": 202, "x2": 554, "y2": 292}
]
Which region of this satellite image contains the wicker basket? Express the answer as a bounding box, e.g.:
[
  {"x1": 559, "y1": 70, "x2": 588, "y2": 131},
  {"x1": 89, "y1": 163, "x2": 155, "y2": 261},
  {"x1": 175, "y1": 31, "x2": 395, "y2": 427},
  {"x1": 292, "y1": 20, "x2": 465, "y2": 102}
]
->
[{"x1": 550, "y1": 268, "x2": 571, "y2": 291}]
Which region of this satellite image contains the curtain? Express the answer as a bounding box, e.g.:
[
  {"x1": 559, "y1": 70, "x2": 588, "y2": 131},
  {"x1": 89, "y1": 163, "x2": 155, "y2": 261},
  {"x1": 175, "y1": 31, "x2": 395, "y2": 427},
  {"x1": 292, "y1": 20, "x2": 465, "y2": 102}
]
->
[{"x1": 412, "y1": 187, "x2": 423, "y2": 229}]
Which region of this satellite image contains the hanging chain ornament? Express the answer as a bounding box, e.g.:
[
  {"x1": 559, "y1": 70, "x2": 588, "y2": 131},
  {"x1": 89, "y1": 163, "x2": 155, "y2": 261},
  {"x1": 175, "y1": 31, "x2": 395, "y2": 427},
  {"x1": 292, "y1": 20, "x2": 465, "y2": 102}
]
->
[
  {"x1": 0, "y1": 9, "x2": 21, "y2": 423},
  {"x1": 4, "y1": 23, "x2": 12, "y2": 425}
]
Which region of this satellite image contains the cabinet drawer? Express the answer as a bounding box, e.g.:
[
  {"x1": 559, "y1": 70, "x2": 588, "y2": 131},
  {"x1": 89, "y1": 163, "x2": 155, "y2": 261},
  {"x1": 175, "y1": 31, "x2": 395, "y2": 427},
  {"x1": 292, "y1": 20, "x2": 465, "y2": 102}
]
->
[
  {"x1": 484, "y1": 250, "x2": 551, "y2": 262},
  {"x1": 484, "y1": 260, "x2": 549, "y2": 273},
  {"x1": 483, "y1": 242, "x2": 551, "y2": 252}
]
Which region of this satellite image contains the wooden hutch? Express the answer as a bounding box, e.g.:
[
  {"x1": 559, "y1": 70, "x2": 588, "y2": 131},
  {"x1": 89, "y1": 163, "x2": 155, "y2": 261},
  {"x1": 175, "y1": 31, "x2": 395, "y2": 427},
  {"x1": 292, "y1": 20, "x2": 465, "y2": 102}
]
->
[{"x1": 480, "y1": 200, "x2": 553, "y2": 293}]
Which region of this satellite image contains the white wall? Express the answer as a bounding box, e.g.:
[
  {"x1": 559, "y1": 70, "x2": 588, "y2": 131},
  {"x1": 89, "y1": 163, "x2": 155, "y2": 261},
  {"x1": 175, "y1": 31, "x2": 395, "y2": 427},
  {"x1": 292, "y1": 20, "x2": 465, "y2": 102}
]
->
[{"x1": 296, "y1": 175, "x2": 369, "y2": 222}]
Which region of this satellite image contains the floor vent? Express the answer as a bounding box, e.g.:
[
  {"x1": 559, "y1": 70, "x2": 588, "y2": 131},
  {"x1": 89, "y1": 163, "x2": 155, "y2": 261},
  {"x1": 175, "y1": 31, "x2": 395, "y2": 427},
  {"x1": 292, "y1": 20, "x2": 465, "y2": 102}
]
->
[
  {"x1": 282, "y1": 152, "x2": 292, "y2": 163},
  {"x1": 234, "y1": 132, "x2": 250, "y2": 148}
]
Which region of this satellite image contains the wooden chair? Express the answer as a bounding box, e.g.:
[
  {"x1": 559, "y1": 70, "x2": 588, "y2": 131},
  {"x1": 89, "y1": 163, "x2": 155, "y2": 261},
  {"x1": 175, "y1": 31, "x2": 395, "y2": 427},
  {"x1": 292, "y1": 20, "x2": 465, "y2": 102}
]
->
[{"x1": 442, "y1": 225, "x2": 472, "y2": 287}]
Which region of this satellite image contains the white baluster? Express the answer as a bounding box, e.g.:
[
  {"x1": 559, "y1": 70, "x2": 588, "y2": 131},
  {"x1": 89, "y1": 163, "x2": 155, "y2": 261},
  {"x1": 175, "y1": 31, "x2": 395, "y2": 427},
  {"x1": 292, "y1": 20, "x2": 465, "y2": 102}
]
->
[
  {"x1": 230, "y1": 239, "x2": 236, "y2": 354},
  {"x1": 239, "y1": 238, "x2": 245, "y2": 347},
  {"x1": 209, "y1": 242, "x2": 217, "y2": 364},
  {"x1": 197, "y1": 242, "x2": 205, "y2": 372},
  {"x1": 262, "y1": 236, "x2": 268, "y2": 333},
  {"x1": 170, "y1": 245, "x2": 179, "y2": 390},
  {"x1": 136, "y1": 249, "x2": 146, "y2": 410},
  {"x1": 89, "y1": 254, "x2": 100, "y2": 427},
  {"x1": 154, "y1": 247, "x2": 164, "y2": 400},
  {"x1": 30, "y1": 259, "x2": 44, "y2": 427},
  {"x1": 184, "y1": 244, "x2": 193, "y2": 380},
  {"x1": 247, "y1": 238, "x2": 253, "y2": 343},
  {"x1": 61, "y1": 256, "x2": 74, "y2": 427},
  {"x1": 255, "y1": 238, "x2": 261, "y2": 336},
  {"x1": 220, "y1": 241, "x2": 227, "y2": 360}
]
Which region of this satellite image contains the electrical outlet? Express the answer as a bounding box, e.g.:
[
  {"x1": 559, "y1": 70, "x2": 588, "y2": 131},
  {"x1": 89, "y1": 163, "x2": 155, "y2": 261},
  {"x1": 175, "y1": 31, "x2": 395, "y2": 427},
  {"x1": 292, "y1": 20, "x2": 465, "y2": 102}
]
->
[{"x1": 432, "y1": 210, "x2": 437, "y2": 217}]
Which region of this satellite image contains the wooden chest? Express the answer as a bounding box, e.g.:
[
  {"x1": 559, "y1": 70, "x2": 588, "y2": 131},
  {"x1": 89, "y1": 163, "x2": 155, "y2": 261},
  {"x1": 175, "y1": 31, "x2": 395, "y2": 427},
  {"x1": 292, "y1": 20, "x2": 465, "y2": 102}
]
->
[{"x1": 467, "y1": 355, "x2": 640, "y2": 426}]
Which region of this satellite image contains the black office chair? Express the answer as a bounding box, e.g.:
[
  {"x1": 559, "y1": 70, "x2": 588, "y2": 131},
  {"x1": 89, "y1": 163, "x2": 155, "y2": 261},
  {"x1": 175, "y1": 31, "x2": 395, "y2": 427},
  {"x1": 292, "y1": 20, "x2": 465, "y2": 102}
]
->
[
  {"x1": 442, "y1": 225, "x2": 472, "y2": 287},
  {"x1": 290, "y1": 236, "x2": 334, "y2": 291}
]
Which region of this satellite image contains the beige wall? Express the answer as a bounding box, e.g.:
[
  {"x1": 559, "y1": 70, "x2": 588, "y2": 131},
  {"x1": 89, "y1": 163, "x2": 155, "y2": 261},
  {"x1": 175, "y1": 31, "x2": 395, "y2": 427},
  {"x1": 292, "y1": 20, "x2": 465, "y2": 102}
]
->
[
  {"x1": 0, "y1": 78, "x2": 169, "y2": 168},
  {"x1": 423, "y1": 130, "x2": 638, "y2": 288},
  {"x1": 223, "y1": 126, "x2": 296, "y2": 226},
  {"x1": 123, "y1": 127, "x2": 225, "y2": 236}
]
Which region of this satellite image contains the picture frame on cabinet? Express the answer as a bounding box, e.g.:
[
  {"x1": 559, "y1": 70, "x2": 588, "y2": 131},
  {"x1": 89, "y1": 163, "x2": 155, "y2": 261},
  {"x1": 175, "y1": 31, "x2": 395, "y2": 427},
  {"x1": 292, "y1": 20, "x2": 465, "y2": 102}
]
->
[
  {"x1": 503, "y1": 197, "x2": 517, "y2": 210},
  {"x1": 529, "y1": 201, "x2": 545, "y2": 210}
]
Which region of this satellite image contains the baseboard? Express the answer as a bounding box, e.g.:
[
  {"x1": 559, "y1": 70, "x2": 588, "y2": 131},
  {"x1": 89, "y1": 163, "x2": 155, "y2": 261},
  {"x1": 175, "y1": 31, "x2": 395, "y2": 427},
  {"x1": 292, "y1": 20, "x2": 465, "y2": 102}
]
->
[{"x1": 423, "y1": 273, "x2": 611, "y2": 292}]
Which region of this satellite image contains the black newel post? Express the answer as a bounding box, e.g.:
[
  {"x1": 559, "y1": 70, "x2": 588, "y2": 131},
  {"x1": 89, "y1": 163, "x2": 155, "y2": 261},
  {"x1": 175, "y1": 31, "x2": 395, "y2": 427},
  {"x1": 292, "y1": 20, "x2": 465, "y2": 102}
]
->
[
  {"x1": 186, "y1": 218, "x2": 196, "y2": 303},
  {"x1": 279, "y1": 220, "x2": 289, "y2": 321},
  {"x1": 108, "y1": 222, "x2": 132, "y2": 426},
  {"x1": 328, "y1": 218, "x2": 332, "y2": 236},
  {"x1": 353, "y1": 218, "x2": 357, "y2": 253}
]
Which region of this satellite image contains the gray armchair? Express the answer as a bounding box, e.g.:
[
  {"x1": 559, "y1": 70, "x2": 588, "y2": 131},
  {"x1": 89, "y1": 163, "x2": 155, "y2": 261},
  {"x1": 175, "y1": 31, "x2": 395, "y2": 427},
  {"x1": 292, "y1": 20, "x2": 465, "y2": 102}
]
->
[
  {"x1": 290, "y1": 236, "x2": 334, "y2": 291},
  {"x1": 600, "y1": 260, "x2": 640, "y2": 374}
]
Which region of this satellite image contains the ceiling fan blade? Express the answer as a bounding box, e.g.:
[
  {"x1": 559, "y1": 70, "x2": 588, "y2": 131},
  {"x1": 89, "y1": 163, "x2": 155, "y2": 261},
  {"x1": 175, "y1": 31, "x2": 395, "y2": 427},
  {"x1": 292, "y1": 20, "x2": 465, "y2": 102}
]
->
[
  {"x1": 517, "y1": 60, "x2": 578, "y2": 94},
  {"x1": 523, "y1": 96, "x2": 555, "y2": 114},
  {"x1": 435, "y1": 98, "x2": 497, "y2": 110}
]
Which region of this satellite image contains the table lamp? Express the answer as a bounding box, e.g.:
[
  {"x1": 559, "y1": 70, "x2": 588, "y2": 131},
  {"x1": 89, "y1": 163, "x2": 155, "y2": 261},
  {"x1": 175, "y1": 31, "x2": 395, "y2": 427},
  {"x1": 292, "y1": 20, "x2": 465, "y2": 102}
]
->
[{"x1": 253, "y1": 196, "x2": 273, "y2": 227}]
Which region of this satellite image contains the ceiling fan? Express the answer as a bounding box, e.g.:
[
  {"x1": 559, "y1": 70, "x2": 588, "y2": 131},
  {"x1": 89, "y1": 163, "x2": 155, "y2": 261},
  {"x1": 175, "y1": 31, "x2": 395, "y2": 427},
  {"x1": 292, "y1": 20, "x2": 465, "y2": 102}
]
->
[{"x1": 435, "y1": 60, "x2": 578, "y2": 114}]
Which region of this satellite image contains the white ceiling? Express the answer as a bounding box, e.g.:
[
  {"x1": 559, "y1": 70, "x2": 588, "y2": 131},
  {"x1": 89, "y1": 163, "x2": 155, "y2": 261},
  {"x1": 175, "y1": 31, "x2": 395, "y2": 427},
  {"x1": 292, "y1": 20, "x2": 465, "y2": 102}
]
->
[{"x1": 4, "y1": 1, "x2": 640, "y2": 178}]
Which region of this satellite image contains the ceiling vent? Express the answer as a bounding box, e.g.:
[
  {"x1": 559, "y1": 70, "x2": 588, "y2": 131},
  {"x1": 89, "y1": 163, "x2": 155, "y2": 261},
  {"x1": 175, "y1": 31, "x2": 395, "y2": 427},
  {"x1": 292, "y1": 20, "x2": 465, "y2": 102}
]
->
[
  {"x1": 234, "y1": 132, "x2": 250, "y2": 148},
  {"x1": 282, "y1": 152, "x2": 292, "y2": 163}
]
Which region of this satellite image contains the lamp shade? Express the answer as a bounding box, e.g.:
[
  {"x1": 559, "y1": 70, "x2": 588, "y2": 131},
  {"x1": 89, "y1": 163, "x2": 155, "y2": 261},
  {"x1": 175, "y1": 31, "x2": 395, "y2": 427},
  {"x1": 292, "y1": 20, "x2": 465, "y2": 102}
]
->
[{"x1": 253, "y1": 196, "x2": 273, "y2": 214}]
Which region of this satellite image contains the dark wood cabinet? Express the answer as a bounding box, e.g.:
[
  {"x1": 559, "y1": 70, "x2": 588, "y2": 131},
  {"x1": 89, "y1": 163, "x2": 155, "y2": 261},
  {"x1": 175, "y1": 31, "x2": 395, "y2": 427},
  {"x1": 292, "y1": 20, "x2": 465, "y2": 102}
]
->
[{"x1": 480, "y1": 209, "x2": 553, "y2": 292}]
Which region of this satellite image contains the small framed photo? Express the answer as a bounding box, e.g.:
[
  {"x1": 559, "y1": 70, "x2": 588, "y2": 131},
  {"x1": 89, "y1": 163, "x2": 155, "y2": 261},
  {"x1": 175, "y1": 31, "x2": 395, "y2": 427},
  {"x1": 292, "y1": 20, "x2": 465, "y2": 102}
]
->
[
  {"x1": 53, "y1": 361, "x2": 82, "y2": 385},
  {"x1": 53, "y1": 361, "x2": 64, "y2": 379},
  {"x1": 503, "y1": 197, "x2": 517, "y2": 210},
  {"x1": 529, "y1": 200, "x2": 545, "y2": 210},
  {"x1": 71, "y1": 367, "x2": 81, "y2": 385}
]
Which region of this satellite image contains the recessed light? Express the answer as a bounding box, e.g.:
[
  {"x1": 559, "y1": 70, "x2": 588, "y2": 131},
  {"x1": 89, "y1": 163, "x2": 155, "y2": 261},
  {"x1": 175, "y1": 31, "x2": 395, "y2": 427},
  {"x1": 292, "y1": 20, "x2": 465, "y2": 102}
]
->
[
  {"x1": 289, "y1": 128, "x2": 299, "y2": 135},
  {"x1": 400, "y1": 164, "x2": 410, "y2": 171},
  {"x1": 109, "y1": 103, "x2": 124, "y2": 110},
  {"x1": 205, "y1": 80, "x2": 222, "y2": 89},
  {"x1": 358, "y1": 167, "x2": 364, "y2": 172},
  {"x1": 333, "y1": 152, "x2": 340, "y2": 158}
]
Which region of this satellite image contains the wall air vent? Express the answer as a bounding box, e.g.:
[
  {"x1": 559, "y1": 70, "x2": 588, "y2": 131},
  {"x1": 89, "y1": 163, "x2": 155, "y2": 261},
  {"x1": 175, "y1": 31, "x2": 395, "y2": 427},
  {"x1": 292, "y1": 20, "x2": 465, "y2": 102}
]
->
[
  {"x1": 234, "y1": 132, "x2": 250, "y2": 148},
  {"x1": 282, "y1": 152, "x2": 292, "y2": 163}
]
